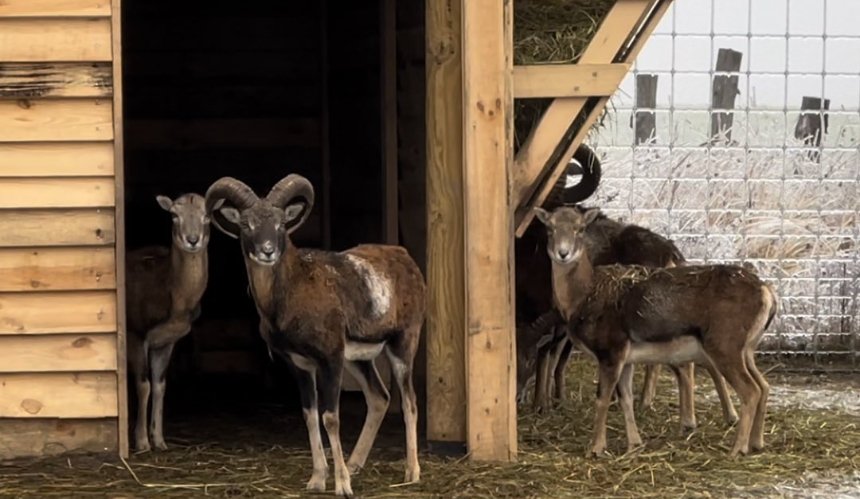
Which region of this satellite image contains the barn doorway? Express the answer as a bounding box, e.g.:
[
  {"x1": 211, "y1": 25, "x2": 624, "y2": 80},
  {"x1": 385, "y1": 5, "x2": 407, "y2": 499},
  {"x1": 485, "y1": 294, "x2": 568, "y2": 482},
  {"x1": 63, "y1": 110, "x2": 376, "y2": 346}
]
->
[{"x1": 120, "y1": 0, "x2": 426, "y2": 445}]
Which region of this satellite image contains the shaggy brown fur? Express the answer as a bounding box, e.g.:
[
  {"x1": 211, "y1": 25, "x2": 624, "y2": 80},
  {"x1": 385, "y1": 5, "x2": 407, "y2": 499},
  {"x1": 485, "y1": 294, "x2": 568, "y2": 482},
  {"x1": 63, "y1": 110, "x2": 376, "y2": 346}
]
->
[
  {"x1": 536, "y1": 206, "x2": 777, "y2": 457},
  {"x1": 206, "y1": 175, "x2": 425, "y2": 498}
]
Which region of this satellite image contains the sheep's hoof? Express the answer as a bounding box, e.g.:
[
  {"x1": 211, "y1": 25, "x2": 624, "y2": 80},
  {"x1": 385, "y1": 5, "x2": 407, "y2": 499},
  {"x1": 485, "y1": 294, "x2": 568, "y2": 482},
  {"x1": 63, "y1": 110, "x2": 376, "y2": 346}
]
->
[
  {"x1": 134, "y1": 440, "x2": 151, "y2": 453},
  {"x1": 729, "y1": 445, "x2": 749, "y2": 458},
  {"x1": 404, "y1": 466, "x2": 420, "y2": 484},
  {"x1": 680, "y1": 423, "x2": 697, "y2": 436},
  {"x1": 306, "y1": 474, "x2": 326, "y2": 492},
  {"x1": 152, "y1": 439, "x2": 169, "y2": 451},
  {"x1": 587, "y1": 446, "x2": 607, "y2": 458},
  {"x1": 347, "y1": 462, "x2": 362, "y2": 476},
  {"x1": 334, "y1": 482, "x2": 354, "y2": 498},
  {"x1": 725, "y1": 414, "x2": 740, "y2": 426},
  {"x1": 750, "y1": 439, "x2": 765, "y2": 452}
]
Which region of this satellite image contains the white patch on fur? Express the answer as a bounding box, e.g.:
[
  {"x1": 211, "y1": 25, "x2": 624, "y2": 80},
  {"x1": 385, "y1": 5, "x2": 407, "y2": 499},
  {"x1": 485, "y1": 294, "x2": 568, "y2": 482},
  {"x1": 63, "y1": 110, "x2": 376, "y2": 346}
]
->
[
  {"x1": 346, "y1": 254, "x2": 392, "y2": 318},
  {"x1": 344, "y1": 340, "x2": 385, "y2": 361},
  {"x1": 627, "y1": 337, "x2": 705, "y2": 365},
  {"x1": 289, "y1": 353, "x2": 317, "y2": 372}
]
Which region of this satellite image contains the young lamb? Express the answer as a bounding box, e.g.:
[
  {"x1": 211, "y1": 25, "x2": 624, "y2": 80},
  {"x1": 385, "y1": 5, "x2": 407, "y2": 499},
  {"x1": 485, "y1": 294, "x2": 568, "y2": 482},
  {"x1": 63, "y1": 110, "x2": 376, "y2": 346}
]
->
[
  {"x1": 534, "y1": 206, "x2": 777, "y2": 457},
  {"x1": 205, "y1": 175, "x2": 424, "y2": 498},
  {"x1": 126, "y1": 193, "x2": 215, "y2": 451}
]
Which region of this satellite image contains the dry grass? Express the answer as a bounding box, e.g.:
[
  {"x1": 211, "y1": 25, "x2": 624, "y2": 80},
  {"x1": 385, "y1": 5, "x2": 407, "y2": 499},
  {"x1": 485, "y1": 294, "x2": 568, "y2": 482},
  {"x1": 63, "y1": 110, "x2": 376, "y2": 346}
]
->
[
  {"x1": 1, "y1": 359, "x2": 858, "y2": 498},
  {"x1": 512, "y1": 0, "x2": 616, "y2": 147}
]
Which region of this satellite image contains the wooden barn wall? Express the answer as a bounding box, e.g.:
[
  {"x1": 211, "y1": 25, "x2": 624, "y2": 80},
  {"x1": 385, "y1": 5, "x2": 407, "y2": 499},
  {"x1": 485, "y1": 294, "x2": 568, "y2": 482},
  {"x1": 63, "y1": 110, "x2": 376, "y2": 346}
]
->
[
  {"x1": 0, "y1": 0, "x2": 120, "y2": 459},
  {"x1": 121, "y1": 0, "x2": 326, "y2": 393}
]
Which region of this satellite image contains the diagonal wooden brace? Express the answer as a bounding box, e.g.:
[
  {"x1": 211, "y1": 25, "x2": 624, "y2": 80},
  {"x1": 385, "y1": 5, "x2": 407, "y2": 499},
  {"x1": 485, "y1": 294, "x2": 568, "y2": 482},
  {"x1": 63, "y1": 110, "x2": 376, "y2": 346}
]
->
[{"x1": 512, "y1": 0, "x2": 674, "y2": 238}]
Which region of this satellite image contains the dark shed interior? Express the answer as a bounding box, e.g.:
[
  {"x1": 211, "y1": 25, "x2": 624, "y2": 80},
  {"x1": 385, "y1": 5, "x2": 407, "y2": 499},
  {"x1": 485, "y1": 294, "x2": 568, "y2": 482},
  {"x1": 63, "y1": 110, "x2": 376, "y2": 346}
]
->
[{"x1": 121, "y1": 0, "x2": 427, "y2": 419}]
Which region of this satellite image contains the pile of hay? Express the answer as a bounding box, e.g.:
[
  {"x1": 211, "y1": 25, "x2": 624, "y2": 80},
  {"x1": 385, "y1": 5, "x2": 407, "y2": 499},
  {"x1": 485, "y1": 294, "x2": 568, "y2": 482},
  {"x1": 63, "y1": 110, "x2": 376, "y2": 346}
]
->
[
  {"x1": 513, "y1": 0, "x2": 617, "y2": 149},
  {"x1": 2, "y1": 359, "x2": 858, "y2": 498}
]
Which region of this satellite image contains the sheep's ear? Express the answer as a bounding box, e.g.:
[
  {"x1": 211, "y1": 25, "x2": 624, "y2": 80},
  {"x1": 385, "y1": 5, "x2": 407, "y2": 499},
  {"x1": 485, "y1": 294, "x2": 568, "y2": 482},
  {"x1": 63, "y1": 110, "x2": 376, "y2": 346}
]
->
[
  {"x1": 220, "y1": 207, "x2": 242, "y2": 225},
  {"x1": 284, "y1": 202, "x2": 306, "y2": 234},
  {"x1": 535, "y1": 333, "x2": 554, "y2": 350},
  {"x1": 156, "y1": 195, "x2": 174, "y2": 212},
  {"x1": 533, "y1": 207, "x2": 551, "y2": 226},
  {"x1": 583, "y1": 208, "x2": 601, "y2": 225}
]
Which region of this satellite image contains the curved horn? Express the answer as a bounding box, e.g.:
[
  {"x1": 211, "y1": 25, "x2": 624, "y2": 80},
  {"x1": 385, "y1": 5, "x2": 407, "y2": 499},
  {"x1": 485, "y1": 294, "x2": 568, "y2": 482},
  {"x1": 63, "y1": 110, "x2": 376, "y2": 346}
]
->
[
  {"x1": 266, "y1": 174, "x2": 315, "y2": 234},
  {"x1": 545, "y1": 142, "x2": 603, "y2": 210},
  {"x1": 205, "y1": 177, "x2": 259, "y2": 238}
]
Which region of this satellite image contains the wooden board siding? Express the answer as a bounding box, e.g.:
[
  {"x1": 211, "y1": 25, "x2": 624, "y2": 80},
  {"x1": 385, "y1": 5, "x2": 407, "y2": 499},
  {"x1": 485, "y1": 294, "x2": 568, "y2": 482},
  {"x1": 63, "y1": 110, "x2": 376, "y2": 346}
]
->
[
  {"x1": 0, "y1": 334, "x2": 118, "y2": 372},
  {"x1": 0, "y1": 372, "x2": 118, "y2": 418},
  {"x1": 0, "y1": 19, "x2": 112, "y2": 62},
  {"x1": 0, "y1": 291, "x2": 117, "y2": 335},
  {"x1": 0, "y1": 142, "x2": 114, "y2": 177},
  {"x1": 0, "y1": 99, "x2": 113, "y2": 142},
  {"x1": 0, "y1": 209, "x2": 116, "y2": 247},
  {"x1": 0, "y1": 2, "x2": 120, "y2": 460},
  {"x1": 0, "y1": 247, "x2": 116, "y2": 292},
  {"x1": 0, "y1": 419, "x2": 116, "y2": 459}
]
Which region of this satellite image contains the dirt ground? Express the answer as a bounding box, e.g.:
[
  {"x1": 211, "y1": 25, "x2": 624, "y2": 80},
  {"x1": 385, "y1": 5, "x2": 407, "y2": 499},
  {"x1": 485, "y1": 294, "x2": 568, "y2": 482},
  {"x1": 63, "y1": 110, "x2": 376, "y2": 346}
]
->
[{"x1": 0, "y1": 359, "x2": 858, "y2": 498}]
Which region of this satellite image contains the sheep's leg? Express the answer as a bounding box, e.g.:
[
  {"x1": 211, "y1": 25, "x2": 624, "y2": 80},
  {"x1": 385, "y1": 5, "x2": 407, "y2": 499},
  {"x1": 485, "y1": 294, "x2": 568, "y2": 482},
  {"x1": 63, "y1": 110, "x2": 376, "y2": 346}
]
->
[
  {"x1": 145, "y1": 318, "x2": 191, "y2": 350},
  {"x1": 745, "y1": 349, "x2": 769, "y2": 451},
  {"x1": 590, "y1": 360, "x2": 623, "y2": 457},
  {"x1": 344, "y1": 360, "x2": 390, "y2": 475},
  {"x1": 617, "y1": 363, "x2": 643, "y2": 452},
  {"x1": 552, "y1": 337, "x2": 574, "y2": 402},
  {"x1": 386, "y1": 343, "x2": 421, "y2": 483},
  {"x1": 709, "y1": 349, "x2": 761, "y2": 457},
  {"x1": 705, "y1": 361, "x2": 739, "y2": 424},
  {"x1": 640, "y1": 364, "x2": 661, "y2": 409},
  {"x1": 128, "y1": 334, "x2": 151, "y2": 452},
  {"x1": 532, "y1": 342, "x2": 552, "y2": 412},
  {"x1": 148, "y1": 343, "x2": 175, "y2": 451},
  {"x1": 286, "y1": 361, "x2": 328, "y2": 492},
  {"x1": 544, "y1": 335, "x2": 564, "y2": 402},
  {"x1": 668, "y1": 363, "x2": 697, "y2": 433},
  {"x1": 319, "y1": 363, "x2": 353, "y2": 498}
]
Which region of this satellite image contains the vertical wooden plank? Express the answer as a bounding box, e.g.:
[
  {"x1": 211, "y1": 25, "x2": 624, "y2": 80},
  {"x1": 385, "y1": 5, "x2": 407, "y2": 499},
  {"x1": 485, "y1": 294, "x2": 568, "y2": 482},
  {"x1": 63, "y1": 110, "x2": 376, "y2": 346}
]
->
[
  {"x1": 320, "y1": 0, "x2": 331, "y2": 250},
  {"x1": 426, "y1": 0, "x2": 466, "y2": 449},
  {"x1": 381, "y1": 0, "x2": 399, "y2": 245},
  {"x1": 111, "y1": 0, "x2": 129, "y2": 459},
  {"x1": 462, "y1": 0, "x2": 516, "y2": 461},
  {"x1": 634, "y1": 73, "x2": 658, "y2": 144},
  {"x1": 710, "y1": 48, "x2": 743, "y2": 143}
]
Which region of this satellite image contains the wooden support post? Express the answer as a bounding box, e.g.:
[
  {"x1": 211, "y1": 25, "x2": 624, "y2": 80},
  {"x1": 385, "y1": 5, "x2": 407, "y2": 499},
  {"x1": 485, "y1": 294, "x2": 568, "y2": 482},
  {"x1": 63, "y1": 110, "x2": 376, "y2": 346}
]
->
[
  {"x1": 111, "y1": 0, "x2": 129, "y2": 459},
  {"x1": 426, "y1": 0, "x2": 467, "y2": 451},
  {"x1": 794, "y1": 96, "x2": 830, "y2": 162},
  {"x1": 381, "y1": 0, "x2": 398, "y2": 245},
  {"x1": 633, "y1": 73, "x2": 658, "y2": 144},
  {"x1": 710, "y1": 48, "x2": 743, "y2": 144},
  {"x1": 462, "y1": 0, "x2": 516, "y2": 461}
]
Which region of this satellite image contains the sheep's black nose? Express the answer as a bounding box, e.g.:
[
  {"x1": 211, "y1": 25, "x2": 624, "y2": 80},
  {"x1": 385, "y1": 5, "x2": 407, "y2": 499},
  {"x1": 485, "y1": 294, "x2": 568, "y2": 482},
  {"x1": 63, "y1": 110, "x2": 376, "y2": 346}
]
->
[
  {"x1": 187, "y1": 235, "x2": 200, "y2": 245},
  {"x1": 261, "y1": 245, "x2": 274, "y2": 256},
  {"x1": 558, "y1": 249, "x2": 570, "y2": 258}
]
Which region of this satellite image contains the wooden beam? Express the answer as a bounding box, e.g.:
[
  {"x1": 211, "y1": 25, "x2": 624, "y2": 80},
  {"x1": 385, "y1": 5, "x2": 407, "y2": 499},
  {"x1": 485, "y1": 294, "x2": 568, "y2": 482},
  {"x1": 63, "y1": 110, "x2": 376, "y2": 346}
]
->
[
  {"x1": 0, "y1": 142, "x2": 114, "y2": 177},
  {"x1": 0, "y1": 63, "x2": 112, "y2": 99},
  {"x1": 0, "y1": 334, "x2": 118, "y2": 372},
  {"x1": 111, "y1": 0, "x2": 129, "y2": 458},
  {"x1": 0, "y1": 291, "x2": 117, "y2": 335},
  {"x1": 462, "y1": 0, "x2": 516, "y2": 461},
  {"x1": 0, "y1": 419, "x2": 117, "y2": 460},
  {"x1": 0, "y1": 372, "x2": 118, "y2": 418},
  {"x1": 514, "y1": 0, "x2": 673, "y2": 237},
  {"x1": 0, "y1": 19, "x2": 112, "y2": 62},
  {"x1": 513, "y1": 63, "x2": 631, "y2": 99},
  {"x1": 0, "y1": 209, "x2": 115, "y2": 247},
  {"x1": 381, "y1": 0, "x2": 399, "y2": 246},
  {"x1": 425, "y1": 0, "x2": 466, "y2": 448},
  {"x1": 0, "y1": 247, "x2": 116, "y2": 292}
]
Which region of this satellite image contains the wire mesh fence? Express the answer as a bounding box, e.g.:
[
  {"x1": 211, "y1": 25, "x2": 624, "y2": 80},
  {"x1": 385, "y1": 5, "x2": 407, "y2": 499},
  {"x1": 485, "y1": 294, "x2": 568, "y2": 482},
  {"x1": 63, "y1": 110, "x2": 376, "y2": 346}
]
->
[{"x1": 586, "y1": 0, "x2": 859, "y2": 370}]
